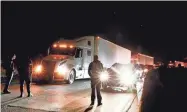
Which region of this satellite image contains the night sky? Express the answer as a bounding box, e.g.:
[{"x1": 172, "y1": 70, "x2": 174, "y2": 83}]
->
[{"x1": 2, "y1": 2, "x2": 187, "y2": 62}]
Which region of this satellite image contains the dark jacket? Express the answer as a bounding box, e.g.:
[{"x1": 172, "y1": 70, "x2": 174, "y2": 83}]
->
[
  {"x1": 88, "y1": 60, "x2": 103, "y2": 79},
  {"x1": 2, "y1": 56, "x2": 13, "y2": 72},
  {"x1": 17, "y1": 57, "x2": 32, "y2": 78},
  {"x1": 88, "y1": 60, "x2": 104, "y2": 87}
]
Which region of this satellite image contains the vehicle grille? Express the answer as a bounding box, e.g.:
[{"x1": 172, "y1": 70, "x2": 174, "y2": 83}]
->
[
  {"x1": 110, "y1": 74, "x2": 118, "y2": 79},
  {"x1": 54, "y1": 73, "x2": 64, "y2": 80},
  {"x1": 42, "y1": 60, "x2": 56, "y2": 75},
  {"x1": 107, "y1": 74, "x2": 122, "y2": 87}
]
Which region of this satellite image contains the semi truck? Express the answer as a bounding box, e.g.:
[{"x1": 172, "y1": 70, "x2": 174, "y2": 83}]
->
[
  {"x1": 131, "y1": 53, "x2": 154, "y2": 66},
  {"x1": 131, "y1": 53, "x2": 154, "y2": 73},
  {"x1": 32, "y1": 36, "x2": 131, "y2": 84},
  {"x1": 168, "y1": 61, "x2": 187, "y2": 68}
]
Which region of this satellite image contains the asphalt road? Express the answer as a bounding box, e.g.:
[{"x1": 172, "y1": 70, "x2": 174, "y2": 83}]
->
[{"x1": 1, "y1": 79, "x2": 139, "y2": 112}]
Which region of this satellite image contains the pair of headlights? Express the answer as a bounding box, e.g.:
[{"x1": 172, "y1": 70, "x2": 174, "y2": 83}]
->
[
  {"x1": 33, "y1": 64, "x2": 67, "y2": 76},
  {"x1": 99, "y1": 69, "x2": 139, "y2": 86}
]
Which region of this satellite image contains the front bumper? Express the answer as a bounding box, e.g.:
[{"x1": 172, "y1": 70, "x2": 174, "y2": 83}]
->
[
  {"x1": 32, "y1": 73, "x2": 49, "y2": 82},
  {"x1": 102, "y1": 78, "x2": 137, "y2": 92},
  {"x1": 32, "y1": 72, "x2": 66, "y2": 82},
  {"x1": 102, "y1": 79, "x2": 128, "y2": 89}
]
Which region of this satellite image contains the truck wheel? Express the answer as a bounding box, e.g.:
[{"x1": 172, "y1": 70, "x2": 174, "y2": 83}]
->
[{"x1": 67, "y1": 70, "x2": 75, "y2": 84}]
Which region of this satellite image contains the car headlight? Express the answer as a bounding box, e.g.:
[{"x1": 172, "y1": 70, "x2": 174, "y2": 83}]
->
[
  {"x1": 135, "y1": 70, "x2": 143, "y2": 74},
  {"x1": 34, "y1": 65, "x2": 43, "y2": 73},
  {"x1": 120, "y1": 74, "x2": 136, "y2": 86},
  {"x1": 119, "y1": 68, "x2": 136, "y2": 86},
  {"x1": 144, "y1": 68, "x2": 148, "y2": 72},
  {"x1": 100, "y1": 71, "x2": 109, "y2": 82},
  {"x1": 55, "y1": 65, "x2": 67, "y2": 75}
]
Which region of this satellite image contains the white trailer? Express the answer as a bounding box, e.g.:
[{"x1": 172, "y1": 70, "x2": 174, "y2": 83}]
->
[{"x1": 32, "y1": 36, "x2": 131, "y2": 84}]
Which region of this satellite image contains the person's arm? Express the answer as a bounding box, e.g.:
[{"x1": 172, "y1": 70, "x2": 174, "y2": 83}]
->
[
  {"x1": 88, "y1": 62, "x2": 92, "y2": 76},
  {"x1": 100, "y1": 63, "x2": 104, "y2": 72},
  {"x1": 10, "y1": 60, "x2": 14, "y2": 69},
  {"x1": 29, "y1": 59, "x2": 33, "y2": 74}
]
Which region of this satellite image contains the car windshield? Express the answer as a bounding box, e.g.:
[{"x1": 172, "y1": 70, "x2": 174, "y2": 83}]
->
[
  {"x1": 110, "y1": 63, "x2": 135, "y2": 73},
  {"x1": 110, "y1": 63, "x2": 125, "y2": 72},
  {"x1": 49, "y1": 47, "x2": 76, "y2": 56},
  {"x1": 112, "y1": 63, "x2": 122, "y2": 69}
]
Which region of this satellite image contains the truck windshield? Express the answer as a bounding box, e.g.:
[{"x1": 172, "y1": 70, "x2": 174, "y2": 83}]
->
[{"x1": 49, "y1": 47, "x2": 76, "y2": 56}]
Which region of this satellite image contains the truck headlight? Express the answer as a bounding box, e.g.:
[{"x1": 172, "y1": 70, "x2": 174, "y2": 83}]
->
[
  {"x1": 119, "y1": 68, "x2": 136, "y2": 86},
  {"x1": 34, "y1": 65, "x2": 43, "y2": 73},
  {"x1": 100, "y1": 71, "x2": 109, "y2": 82},
  {"x1": 56, "y1": 65, "x2": 67, "y2": 75}
]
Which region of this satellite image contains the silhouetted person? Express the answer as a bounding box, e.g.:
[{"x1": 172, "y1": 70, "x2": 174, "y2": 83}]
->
[
  {"x1": 140, "y1": 68, "x2": 164, "y2": 112},
  {"x1": 88, "y1": 55, "x2": 103, "y2": 106},
  {"x1": 178, "y1": 63, "x2": 182, "y2": 68},
  {"x1": 3, "y1": 54, "x2": 17, "y2": 93},
  {"x1": 18, "y1": 56, "x2": 33, "y2": 97},
  {"x1": 146, "y1": 67, "x2": 187, "y2": 112}
]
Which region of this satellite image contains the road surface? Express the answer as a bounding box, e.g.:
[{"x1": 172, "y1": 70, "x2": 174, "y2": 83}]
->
[{"x1": 1, "y1": 79, "x2": 139, "y2": 112}]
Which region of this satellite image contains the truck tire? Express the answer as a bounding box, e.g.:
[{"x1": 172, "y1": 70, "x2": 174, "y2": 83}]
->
[{"x1": 67, "y1": 69, "x2": 76, "y2": 84}]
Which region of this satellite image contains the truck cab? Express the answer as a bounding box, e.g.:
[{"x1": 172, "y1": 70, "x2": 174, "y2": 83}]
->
[{"x1": 32, "y1": 38, "x2": 93, "y2": 84}]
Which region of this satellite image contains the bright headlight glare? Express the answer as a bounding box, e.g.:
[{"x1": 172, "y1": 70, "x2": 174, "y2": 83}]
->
[
  {"x1": 120, "y1": 74, "x2": 135, "y2": 85},
  {"x1": 144, "y1": 69, "x2": 148, "y2": 72},
  {"x1": 136, "y1": 70, "x2": 143, "y2": 74},
  {"x1": 56, "y1": 65, "x2": 67, "y2": 75},
  {"x1": 100, "y1": 71, "x2": 109, "y2": 82},
  {"x1": 34, "y1": 65, "x2": 42, "y2": 73},
  {"x1": 119, "y1": 67, "x2": 136, "y2": 85}
]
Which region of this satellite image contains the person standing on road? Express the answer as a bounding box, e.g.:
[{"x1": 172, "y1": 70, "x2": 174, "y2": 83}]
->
[
  {"x1": 88, "y1": 55, "x2": 104, "y2": 106},
  {"x1": 178, "y1": 64, "x2": 183, "y2": 68},
  {"x1": 18, "y1": 56, "x2": 33, "y2": 97},
  {"x1": 3, "y1": 54, "x2": 18, "y2": 94}
]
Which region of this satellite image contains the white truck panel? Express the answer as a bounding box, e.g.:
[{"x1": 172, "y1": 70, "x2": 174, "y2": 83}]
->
[
  {"x1": 75, "y1": 36, "x2": 95, "y2": 60},
  {"x1": 97, "y1": 38, "x2": 131, "y2": 68},
  {"x1": 75, "y1": 36, "x2": 131, "y2": 69},
  {"x1": 138, "y1": 53, "x2": 154, "y2": 65},
  {"x1": 74, "y1": 36, "x2": 95, "y2": 78}
]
